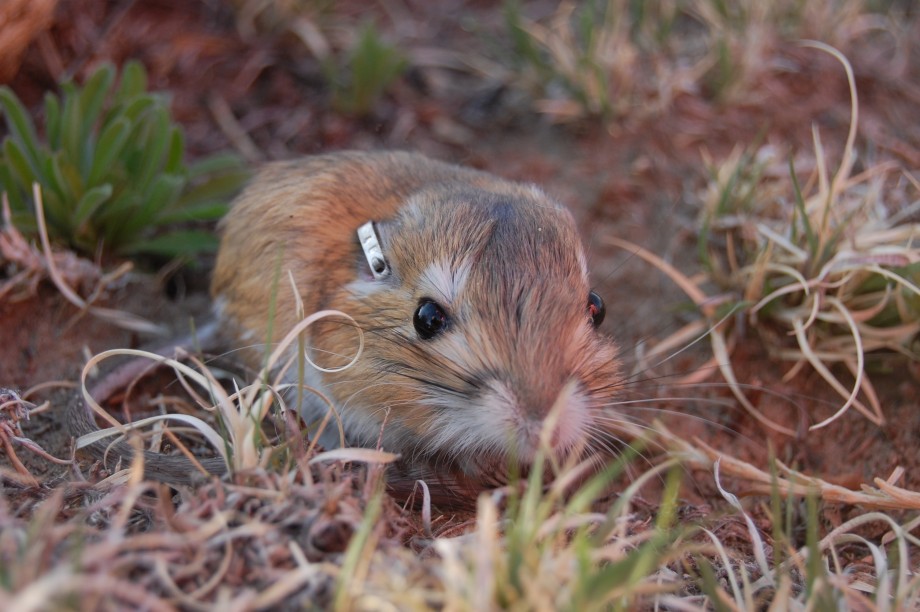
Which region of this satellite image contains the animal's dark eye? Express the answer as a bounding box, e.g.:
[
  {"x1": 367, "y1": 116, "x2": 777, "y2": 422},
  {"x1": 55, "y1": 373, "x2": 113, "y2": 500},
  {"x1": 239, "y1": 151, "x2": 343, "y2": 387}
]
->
[
  {"x1": 414, "y1": 300, "x2": 449, "y2": 340},
  {"x1": 588, "y1": 291, "x2": 605, "y2": 328}
]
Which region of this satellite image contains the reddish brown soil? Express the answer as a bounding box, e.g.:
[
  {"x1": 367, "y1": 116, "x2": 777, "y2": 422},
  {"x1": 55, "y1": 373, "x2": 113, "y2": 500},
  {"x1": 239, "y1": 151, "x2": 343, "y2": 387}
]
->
[{"x1": 2, "y1": 0, "x2": 919, "y2": 530}]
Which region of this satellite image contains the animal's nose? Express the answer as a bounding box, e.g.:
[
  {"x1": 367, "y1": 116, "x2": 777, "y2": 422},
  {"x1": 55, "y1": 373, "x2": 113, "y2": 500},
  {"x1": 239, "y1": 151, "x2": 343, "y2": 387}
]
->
[{"x1": 513, "y1": 379, "x2": 589, "y2": 455}]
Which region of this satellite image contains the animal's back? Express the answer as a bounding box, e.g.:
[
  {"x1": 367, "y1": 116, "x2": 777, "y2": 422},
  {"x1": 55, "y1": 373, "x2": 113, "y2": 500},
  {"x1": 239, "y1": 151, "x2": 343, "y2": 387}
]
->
[{"x1": 211, "y1": 151, "x2": 510, "y2": 347}]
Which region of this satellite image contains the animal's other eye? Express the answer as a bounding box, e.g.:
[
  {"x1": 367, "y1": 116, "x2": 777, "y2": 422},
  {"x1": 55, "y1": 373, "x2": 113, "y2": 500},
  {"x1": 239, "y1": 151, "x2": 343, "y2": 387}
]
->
[
  {"x1": 414, "y1": 299, "x2": 449, "y2": 340},
  {"x1": 588, "y1": 291, "x2": 605, "y2": 328}
]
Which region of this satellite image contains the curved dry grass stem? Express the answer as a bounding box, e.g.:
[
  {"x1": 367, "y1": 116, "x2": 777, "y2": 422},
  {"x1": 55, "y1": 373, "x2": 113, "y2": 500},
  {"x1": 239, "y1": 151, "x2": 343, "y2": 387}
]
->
[
  {"x1": 800, "y1": 41, "x2": 859, "y2": 210},
  {"x1": 31, "y1": 183, "x2": 166, "y2": 335},
  {"x1": 647, "y1": 419, "x2": 920, "y2": 511},
  {"x1": 607, "y1": 236, "x2": 797, "y2": 437},
  {"x1": 606, "y1": 236, "x2": 709, "y2": 307},
  {"x1": 684, "y1": 43, "x2": 920, "y2": 431},
  {"x1": 77, "y1": 303, "x2": 374, "y2": 476},
  {"x1": 805, "y1": 297, "x2": 873, "y2": 429},
  {"x1": 78, "y1": 348, "x2": 230, "y2": 461}
]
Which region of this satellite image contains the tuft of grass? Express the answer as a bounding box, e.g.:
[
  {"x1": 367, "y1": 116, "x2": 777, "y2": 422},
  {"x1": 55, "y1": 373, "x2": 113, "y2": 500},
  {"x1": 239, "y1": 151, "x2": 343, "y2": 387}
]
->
[
  {"x1": 226, "y1": 2, "x2": 406, "y2": 118},
  {"x1": 38, "y1": 328, "x2": 920, "y2": 609},
  {"x1": 503, "y1": 0, "x2": 644, "y2": 122},
  {"x1": 696, "y1": 43, "x2": 919, "y2": 429},
  {"x1": 499, "y1": 0, "x2": 906, "y2": 122},
  {"x1": 685, "y1": 0, "x2": 873, "y2": 102},
  {"x1": 75, "y1": 304, "x2": 396, "y2": 477},
  {"x1": 322, "y1": 20, "x2": 408, "y2": 117},
  {"x1": 0, "y1": 61, "x2": 248, "y2": 260},
  {"x1": 689, "y1": 458, "x2": 920, "y2": 608},
  {"x1": 612, "y1": 43, "x2": 919, "y2": 431},
  {"x1": 12, "y1": 411, "x2": 920, "y2": 608},
  {"x1": 460, "y1": 453, "x2": 686, "y2": 610},
  {"x1": 1, "y1": 186, "x2": 166, "y2": 333}
]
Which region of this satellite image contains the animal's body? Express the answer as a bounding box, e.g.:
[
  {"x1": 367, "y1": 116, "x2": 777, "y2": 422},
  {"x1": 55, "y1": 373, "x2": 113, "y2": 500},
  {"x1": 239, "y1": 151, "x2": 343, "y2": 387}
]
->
[{"x1": 72, "y1": 151, "x2": 621, "y2": 492}]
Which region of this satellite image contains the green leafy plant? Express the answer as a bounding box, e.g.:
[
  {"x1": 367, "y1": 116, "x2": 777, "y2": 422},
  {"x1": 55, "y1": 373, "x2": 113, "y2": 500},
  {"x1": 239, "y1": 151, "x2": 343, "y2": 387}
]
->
[
  {"x1": 0, "y1": 61, "x2": 248, "y2": 259},
  {"x1": 322, "y1": 21, "x2": 407, "y2": 117}
]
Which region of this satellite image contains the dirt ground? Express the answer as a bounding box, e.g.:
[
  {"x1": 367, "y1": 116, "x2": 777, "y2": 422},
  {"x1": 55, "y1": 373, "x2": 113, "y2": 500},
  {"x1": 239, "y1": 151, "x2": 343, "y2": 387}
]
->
[{"x1": 2, "y1": 0, "x2": 919, "y2": 575}]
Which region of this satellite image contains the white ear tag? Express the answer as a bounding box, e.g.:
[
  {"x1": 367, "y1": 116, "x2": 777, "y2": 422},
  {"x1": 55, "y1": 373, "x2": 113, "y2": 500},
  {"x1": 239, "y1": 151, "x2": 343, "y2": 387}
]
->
[{"x1": 357, "y1": 221, "x2": 390, "y2": 280}]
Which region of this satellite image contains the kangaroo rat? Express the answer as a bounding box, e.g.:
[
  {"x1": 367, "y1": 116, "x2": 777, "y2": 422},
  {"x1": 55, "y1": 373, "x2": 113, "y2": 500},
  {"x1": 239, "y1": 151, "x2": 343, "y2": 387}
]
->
[{"x1": 73, "y1": 151, "x2": 621, "y2": 490}]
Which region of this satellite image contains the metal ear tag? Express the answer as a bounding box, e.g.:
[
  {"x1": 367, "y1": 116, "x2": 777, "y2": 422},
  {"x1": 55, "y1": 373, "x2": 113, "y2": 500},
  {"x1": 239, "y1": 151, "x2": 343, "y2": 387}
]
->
[{"x1": 357, "y1": 221, "x2": 390, "y2": 279}]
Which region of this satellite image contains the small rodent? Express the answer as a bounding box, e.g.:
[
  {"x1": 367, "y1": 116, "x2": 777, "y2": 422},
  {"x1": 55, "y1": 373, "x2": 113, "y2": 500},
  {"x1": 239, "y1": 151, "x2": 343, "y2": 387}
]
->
[{"x1": 72, "y1": 151, "x2": 621, "y2": 492}]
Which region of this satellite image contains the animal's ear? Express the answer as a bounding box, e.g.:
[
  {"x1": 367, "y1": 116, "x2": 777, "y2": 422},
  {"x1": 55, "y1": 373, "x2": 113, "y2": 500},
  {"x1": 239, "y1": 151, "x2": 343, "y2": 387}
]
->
[{"x1": 356, "y1": 221, "x2": 390, "y2": 280}]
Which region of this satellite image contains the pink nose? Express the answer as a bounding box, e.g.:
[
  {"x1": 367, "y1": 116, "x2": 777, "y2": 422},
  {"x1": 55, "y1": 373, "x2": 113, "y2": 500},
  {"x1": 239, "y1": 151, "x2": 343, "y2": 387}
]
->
[{"x1": 510, "y1": 379, "x2": 587, "y2": 460}]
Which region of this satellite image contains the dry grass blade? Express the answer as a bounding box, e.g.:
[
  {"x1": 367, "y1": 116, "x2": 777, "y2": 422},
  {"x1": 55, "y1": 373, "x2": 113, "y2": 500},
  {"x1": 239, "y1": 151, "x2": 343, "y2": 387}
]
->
[
  {"x1": 78, "y1": 305, "x2": 365, "y2": 476},
  {"x1": 0, "y1": 388, "x2": 72, "y2": 485},
  {"x1": 508, "y1": 0, "x2": 641, "y2": 121},
  {"x1": 607, "y1": 235, "x2": 797, "y2": 436},
  {"x1": 1, "y1": 456, "x2": 411, "y2": 609},
  {"x1": 644, "y1": 419, "x2": 920, "y2": 511},
  {"x1": 689, "y1": 44, "x2": 920, "y2": 429},
  {"x1": 28, "y1": 183, "x2": 166, "y2": 335},
  {"x1": 77, "y1": 348, "x2": 230, "y2": 459},
  {"x1": 308, "y1": 448, "x2": 399, "y2": 465},
  {"x1": 1, "y1": 192, "x2": 102, "y2": 302}
]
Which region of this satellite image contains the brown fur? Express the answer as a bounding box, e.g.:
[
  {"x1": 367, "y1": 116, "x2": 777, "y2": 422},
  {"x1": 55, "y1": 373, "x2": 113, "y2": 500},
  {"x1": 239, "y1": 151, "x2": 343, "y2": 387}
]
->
[
  {"x1": 214, "y1": 151, "x2": 526, "y2": 344},
  {"x1": 213, "y1": 151, "x2": 621, "y2": 479}
]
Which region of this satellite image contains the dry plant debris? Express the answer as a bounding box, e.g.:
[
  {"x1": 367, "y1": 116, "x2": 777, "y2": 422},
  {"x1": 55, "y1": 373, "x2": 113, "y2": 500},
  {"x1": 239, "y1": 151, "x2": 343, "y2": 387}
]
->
[
  {"x1": 1, "y1": 193, "x2": 103, "y2": 303},
  {"x1": 0, "y1": 187, "x2": 165, "y2": 334},
  {"x1": 1, "y1": 457, "x2": 415, "y2": 610},
  {"x1": 613, "y1": 44, "x2": 919, "y2": 434},
  {"x1": 75, "y1": 301, "x2": 384, "y2": 479}
]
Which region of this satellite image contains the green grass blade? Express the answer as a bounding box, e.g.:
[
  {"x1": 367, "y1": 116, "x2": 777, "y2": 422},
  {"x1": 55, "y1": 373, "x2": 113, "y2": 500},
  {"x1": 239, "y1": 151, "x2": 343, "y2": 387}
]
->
[
  {"x1": 40, "y1": 150, "x2": 68, "y2": 205},
  {"x1": 76, "y1": 63, "x2": 116, "y2": 177},
  {"x1": 503, "y1": 0, "x2": 549, "y2": 77},
  {"x1": 186, "y1": 152, "x2": 246, "y2": 179},
  {"x1": 44, "y1": 92, "x2": 62, "y2": 149},
  {"x1": 0, "y1": 161, "x2": 26, "y2": 212},
  {"x1": 155, "y1": 202, "x2": 228, "y2": 224},
  {"x1": 60, "y1": 82, "x2": 83, "y2": 171},
  {"x1": 174, "y1": 167, "x2": 248, "y2": 209},
  {"x1": 789, "y1": 157, "x2": 817, "y2": 258},
  {"x1": 164, "y1": 126, "x2": 185, "y2": 174},
  {"x1": 116, "y1": 60, "x2": 148, "y2": 104},
  {"x1": 95, "y1": 190, "x2": 139, "y2": 232},
  {"x1": 333, "y1": 489, "x2": 384, "y2": 610},
  {"x1": 2, "y1": 139, "x2": 37, "y2": 197},
  {"x1": 73, "y1": 183, "x2": 113, "y2": 229},
  {"x1": 134, "y1": 106, "x2": 170, "y2": 189},
  {"x1": 46, "y1": 152, "x2": 82, "y2": 234},
  {"x1": 118, "y1": 172, "x2": 185, "y2": 239},
  {"x1": 119, "y1": 229, "x2": 220, "y2": 257},
  {"x1": 0, "y1": 87, "x2": 44, "y2": 175},
  {"x1": 119, "y1": 94, "x2": 157, "y2": 123},
  {"x1": 88, "y1": 117, "x2": 131, "y2": 186}
]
